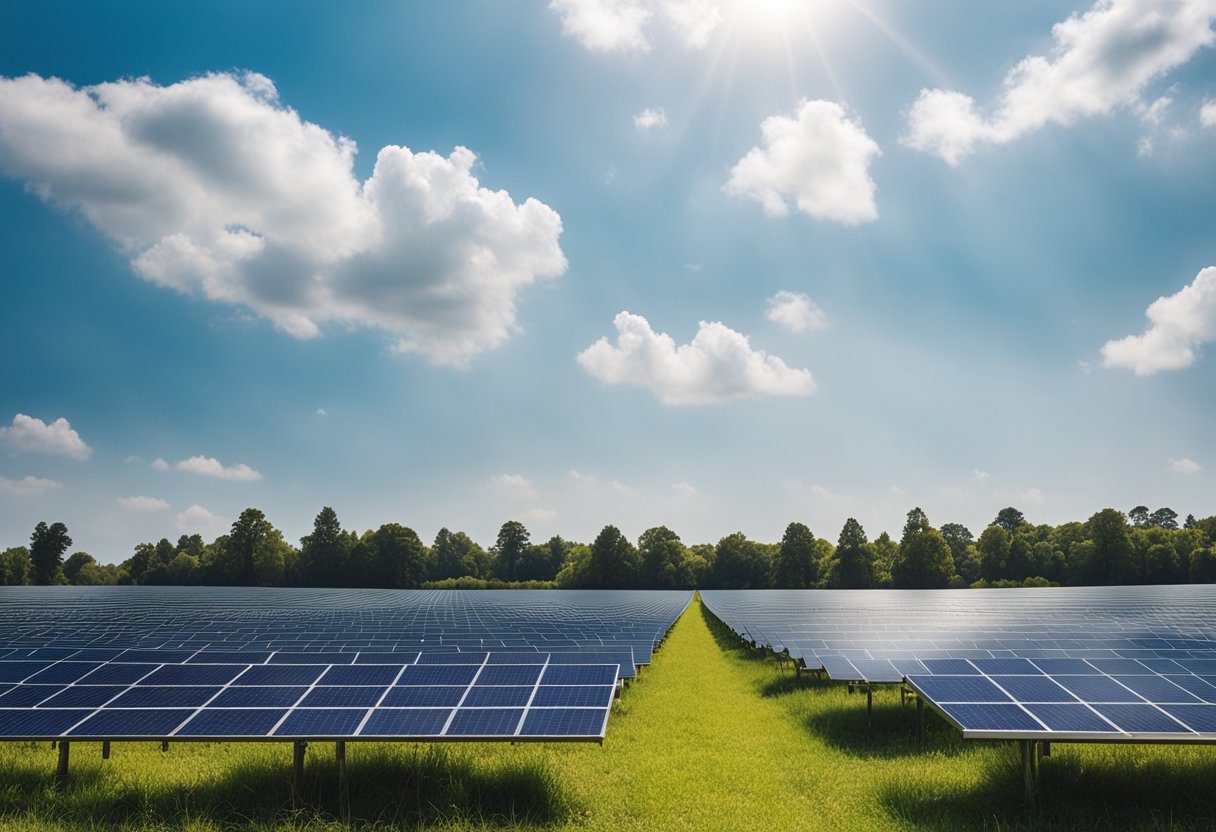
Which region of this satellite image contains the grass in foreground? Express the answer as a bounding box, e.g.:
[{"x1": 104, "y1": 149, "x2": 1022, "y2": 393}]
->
[{"x1": 3, "y1": 598, "x2": 1216, "y2": 830}]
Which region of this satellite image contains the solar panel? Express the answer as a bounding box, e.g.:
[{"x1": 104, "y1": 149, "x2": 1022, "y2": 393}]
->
[
  {"x1": 703, "y1": 586, "x2": 1216, "y2": 744},
  {"x1": 0, "y1": 587, "x2": 689, "y2": 744}
]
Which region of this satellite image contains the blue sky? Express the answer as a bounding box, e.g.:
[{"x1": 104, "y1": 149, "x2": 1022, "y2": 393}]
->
[{"x1": 1, "y1": 0, "x2": 1215, "y2": 562}]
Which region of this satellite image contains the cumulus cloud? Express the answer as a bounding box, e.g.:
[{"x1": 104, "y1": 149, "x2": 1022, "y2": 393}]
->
[
  {"x1": 1101, "y1": 267, "x2": 1216, "y2": 374},
  {"x1": 1170, "y1": 457, "x2": 1201, "y2": 474},
  {"x1": 485, "y1": 473, "x2": 538, "y2": 500},
  {"x1": 765, "y1": 290, "x2": 828, "y2": 333},
  {"x1": 578, "y1": 311, "x2": 815, "y2": 405},
  {"x1": 904, "y1": 0, "x2": 1216, "y2": 165},
  {"x1": 633, "y1": 107, "x2": 668, "y2": 130},
  {"x1": 726, "y1": 100, "x2": 881, "y2": 224},
  {"x1": 1202, "y1": 99, "x2": 1216, "y2": 126},
  {"x1": 549, "y1": 0, "x2": 720, "y2": 52},
  {"x1": 315, "y1": 408, "x2": 328, "y2": 417},
  {"x1": 150, "y1": 458, "x2": 171, "y2": 471},
  {"x1": 176, "y1": 504, "x2": 227, "y2": 536},
  {"x1": 175, "y1": 455, "x2": 263, "y2": 481},
  {"x1": 0, "y1": 414, "x2": 92, "y2": 460},
  {"x1": 0, "y1": 475, "x2": 63, "y2": 496},
  {"x1": 118, "y1": 495, "x2": 170, "y2": 511},
  {"x1": 0, "y1": 71, "x2": 566, "y2": 366}
]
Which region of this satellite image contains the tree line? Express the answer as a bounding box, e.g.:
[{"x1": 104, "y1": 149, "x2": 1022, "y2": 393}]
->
[{"x1": 3, "y1": 504, "x2": 1216, "y2": 591}]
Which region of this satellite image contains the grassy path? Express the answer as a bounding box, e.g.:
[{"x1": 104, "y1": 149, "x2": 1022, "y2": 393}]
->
[{"x1": 4, "y1": 598, "x2": 1216, "y2": 830}]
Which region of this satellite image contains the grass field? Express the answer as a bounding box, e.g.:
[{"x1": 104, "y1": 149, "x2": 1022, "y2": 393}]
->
[{"x1": 3, "y1": 597, "x2": 1216, "y2": 831}]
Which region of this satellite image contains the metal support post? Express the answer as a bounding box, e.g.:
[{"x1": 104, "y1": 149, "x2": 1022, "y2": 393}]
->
[
  {"x1": 336, "y1": 741, "x2": 349, "y2": 822},
  {"x1": 55, "y1": 740, "x2": 70, "y2": 789},
  {"x1": 292, "y1": 740, "x2": 308, "y2": 795},
  {"x1": 866, "y1": 686, "x2": 873, "y2": 721},
  {"x1": 161, "y1": 740, "x2": 168, "y2": 752},
  {"x1": 916, "y1": 695, "x2": 924, "y2": 744},
  {"x1": 1040, "y1": 741, "x2": 1051, "y2": 758},
  {"x1": 102, "y1": 740, "x2": 110, "y2": 760},
  {"x1": 1021, "y1": 740, "x2": 1037, "y2": 806}
]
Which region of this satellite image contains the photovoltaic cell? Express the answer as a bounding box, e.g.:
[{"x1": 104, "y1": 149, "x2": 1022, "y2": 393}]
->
[
  {"x1": 177, "y1": 709, "x2": 288, "y2": 737},
  {"x1": 361, "y1": 708, "x2": 451, "y2": 736},
  {"x1": 447, "y1": 708, "x2": 523, "y2": 736},
  {"x1": 520, "y1": 708, "x2": 607, "y2": 737},
  {"x1": 274, "y1": 708, "x2": 367, "y2": 737},
  {"x1": 71, "y1": 709, "x2": 195, "y2": 737}
]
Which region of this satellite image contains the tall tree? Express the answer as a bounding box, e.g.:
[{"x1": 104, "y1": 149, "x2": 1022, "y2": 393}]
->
[
  {"x1": 431, "y1": 528, "x2": 486, "y2": 580},
  {"x1": 299, "y1": 506, "x2": 351, "y2": 587},
  {"x1": 828, "y1": 518, "x2": 872, "y2": 589},
  {"x1": 366, "y1": 523, "x2": 428, "y2": 588},
  {"x1": 977, "y1": 525, "x2": 1011, "y2": 582},
  {"x1": 638, "y1": 526, "x2": 691, "y2": 589},
  {"x1": 1149, "y1": 507, "x2": 1179, "y2": 530},
  {"x1": 588, "y1": 525, "x2": 639, "y2": 588},
  {"x1": 0, "y1": 547, "x2": 31, "y2": 586},
  {"x1": 893, "y1": 508, "x2": 954, "y2": 589},
  {"x1": 493, "y1": 521, "x2": 530, "y2": 581},
  {"x1": 711, "y1": 532, "x2": 769, "y2": 589},
  {"x1": 774, "y1": 522, "x2": 818, "y2": 588},
  {"x1": 939, "y1": 523, "x2": 975, "y2": 571},
  {"x1": 29, "y1": 521, "x2": 72, "y2": 585},
  {"x1": 993, "y1": 507, "x2": 1026, "y2": 534},
  {"x1": 1128, "y1": 506, "x2": 1150, "y2": 529},
  {"x1": 1080, "y1": 508, "x2": 1134, "y2": 585}
]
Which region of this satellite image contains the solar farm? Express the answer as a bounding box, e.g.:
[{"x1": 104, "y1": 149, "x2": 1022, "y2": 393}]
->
[
  {"x1": 702, "y1": 585, "x2": 1216, "y2": 802},
  {"x1": 0, "y1": 587, "x2": 690, "y2": 786},
  {"x1": 4, "y1": 586, "x2": 1216, "y2": 828}
]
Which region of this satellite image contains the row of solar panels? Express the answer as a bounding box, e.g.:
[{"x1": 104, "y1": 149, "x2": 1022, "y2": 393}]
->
[
  {"x1": 0, "y1": 588, "x2": 693, "y2": 743},
  {"x1": 700, "y1": 586, "x2": 1216, "y2": 743}
]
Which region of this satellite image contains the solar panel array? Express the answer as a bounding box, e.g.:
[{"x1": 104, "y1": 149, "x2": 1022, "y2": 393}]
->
[
  {"x1": 701, "y1": 586, "x2": 1216, "y2": 743},
  {"x1": 0, "y1": 587, "x2": 691, "y2": 742}
]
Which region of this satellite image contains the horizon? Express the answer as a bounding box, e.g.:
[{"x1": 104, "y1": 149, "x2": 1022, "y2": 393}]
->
[{"x1": 2, "y1": 1, "x2": 1215, "y2": 566}]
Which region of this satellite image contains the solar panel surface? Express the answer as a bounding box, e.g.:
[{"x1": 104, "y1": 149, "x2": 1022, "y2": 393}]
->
[
  {"x1": 701, "y1": 586, "x2": 1216, "y2": 743},
  {"x1": 0, "y1": 587, "x2": 690, "y2": 742}
]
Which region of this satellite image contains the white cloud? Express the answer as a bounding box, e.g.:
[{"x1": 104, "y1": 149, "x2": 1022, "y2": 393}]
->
[
  {"x1": 315, "y1": 407, "x2": 328, "y2": 417},
  {"x1": 1137, "y1": 136, "x2": 1154, "y2": 157},
  {"x1": 568, "y1": 470, "x2": 597, "y2": 490},
  {"x1": 0, "y1": 475, "x2": 63, "y2": 496},
  {"x1": 972, "y1": 469, "x2": 991, "y2": 482},
  {"x1": 1137, "y1": 96, "x2": 1172, "y2": 126},
  {"x1": 672, "y1": 480, "x2": 697, "y2": 497},
  {"x1": 0, "y1": 414, "x2": 92, "y2": 460},
  {"x1": 1020, "y1": 487, "x2": 1046, "y2": 506},
  {"x1": 485, "y1": 473, "x2": 538, "y2": 500},
  {"x1": 633, "y1": 107, "x2": 668, "y2": 130},
  {"x1": 176, "y1": 455, "x2": 263, "y2": 481},
  {"x1": 1170, "y1": 457, "x2": 1202, "y2": 474},
  {"x1": 150, "y1": 457, "x2": 171, "y2": 471},
  {"x1": 1201, "y1": 99, "x2": 1216, "y2": 126},
  {"x1": 726, "y1": 99, "x2": 881, "y2": 224},
  {"x1": 904, "y1": 0, "x2": 1216, "y2": 165},
  {"x1": 549, "y1": 0, "x2": 720, "y2": 53},
  {"x1": 810, "y1": 484, "x2": 854, "y2": 503},
  {"x1": 0, "y1": 72, "x2": 566, "y2": 366},
  {"x1": 1102, "y1": 266, "x2": 1216, "y2": 374},
  {"x1": 176, "y1": 504, "x2": 227, "y2": 536},
  {"x1": 118, "y1": 495, "x2": 170, "y2": 511},
  {"x1": 578, "y1": 311, "x2": 815, "y2": 405},
  {"x1": 514, "y1": 507, "x2": 558, "y2": 525},
  {"x1": 765, "y1": 290, "x2": 828, "y2": 333},
  {"x1": 123, "y1": 455, "x2": 141, "y2": 464}
]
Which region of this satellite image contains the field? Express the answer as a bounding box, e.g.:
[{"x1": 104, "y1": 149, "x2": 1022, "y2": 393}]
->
[{"x1": 2, "y1": 597, "x2": 1215, "y2": 831}]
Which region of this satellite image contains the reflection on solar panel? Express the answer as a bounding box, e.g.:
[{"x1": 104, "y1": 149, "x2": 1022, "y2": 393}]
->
[
  {"x1": 702, "y1": 586, "x2": 1216, "y2": 743},
  {"x1": 0, "y1": 587, "x2": 690, "y2": 747}
]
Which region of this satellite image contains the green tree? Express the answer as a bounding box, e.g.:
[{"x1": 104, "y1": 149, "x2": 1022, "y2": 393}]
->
[
  {"x1": 638, "y1": 527, "x2": 694, "y2": 589},
  {"x1": 993, "y1": 507, "x2": 1026, "y2": 534},
  {"x1": 299, "y1": 507, "x2": 352, "y2": 587},
  {"x1": 1128, "y1": 506, "x2": 1151, "y2": 529},
  {"x1": 492, "y1": 521, "x2": 530, "y2": 581},
  {"x1": 229, "y1": 509, "x2": 273, "y2": 585},
  {"x1": 365, "y1": 524, "x2": 428, "y2": 588},
  {"x1": 828, "y1": 518, "x2": 872, "y2": 589},
  {"x1": 1149, "y1": 507, "x2": 1179, "y2": 530},
  {"x1": 940, "y1": 523, "x2": 974, "y2": 574},
  {"x1": 63, "y1": 552, "x2": 95, "y2": 583},
  {"x1": 166, "y1": 552, "x2": 200, "y2": 585},
  {"x1": 0, "y1": 547, "x2": 31, "y2": 585},
  {"x1": 431, "y1": 528, "x2": 486, "y2": 580},
  {"x1": 892, "y1": 508, "x2": 954, "y2": 589},
  {"x1": 1077, "y1": 508, "x2": 1134, "y2": 585},
  {"x1": 30, "y1": 521, "x2": 72, "y2": 585},
  {"x1": 711, "y1": 532, "x2": 769, "y2": 588},
  {"x1": 871, "y1": 532, "x2": 898, "y2": 587},
  {"x1": 588, "y1": 525, "x2": 639, "y2": 588},
  {"x1": 1190, "y1": 547, "x2": 1216, "y2": 583},
  {"x1": 773, "y1": 522, "x2": 818, "y2": 588},
  {"x1": 977, "y1": 525, "x2": 1011, "y2": 582}
]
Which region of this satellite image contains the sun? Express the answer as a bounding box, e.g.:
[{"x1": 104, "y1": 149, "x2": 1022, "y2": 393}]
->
[{"x1": 721, "y1": 0, "x2": 827, "y2": 41}]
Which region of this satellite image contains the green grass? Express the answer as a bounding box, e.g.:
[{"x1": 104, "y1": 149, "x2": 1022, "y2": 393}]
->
[{"x1": 4, "y1": 598, "x2": 1216, "y2": 830}]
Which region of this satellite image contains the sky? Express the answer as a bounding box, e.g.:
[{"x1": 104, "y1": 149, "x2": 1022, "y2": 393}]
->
[{"x1": 1, "y1": 0, "x2": 1215, "y2": 563}]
